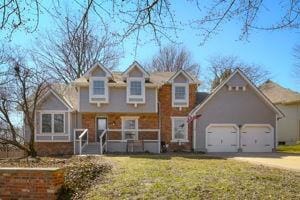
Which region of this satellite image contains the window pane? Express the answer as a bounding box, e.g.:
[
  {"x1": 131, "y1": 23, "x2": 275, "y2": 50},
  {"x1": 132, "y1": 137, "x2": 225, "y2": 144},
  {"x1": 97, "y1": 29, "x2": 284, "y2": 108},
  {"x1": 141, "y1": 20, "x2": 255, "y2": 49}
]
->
[
  {"x1": 175, "y1": 86, "x2": 186, "y2": 100},
  {"x1": 124, "y1": 120, "x2": 136, "y2": 129},
  {"x1": 130, "y1": 81, "x2": 142, "y2": 95},
  {"x1": 174, "y1": 119, "x2": 186, "y2": 139},
  {"x1": 124, "y1": 131, "x2": 137, "y2": 140},
  {"x1": 93, "y1": 80, "x2": 105, "y2": 95},
  {"x1": 42, "y1": 114, "x2": 52, "y2": 133},
  {"x1": 54, "y1": 114, "x2": 64, "y2": 133}
]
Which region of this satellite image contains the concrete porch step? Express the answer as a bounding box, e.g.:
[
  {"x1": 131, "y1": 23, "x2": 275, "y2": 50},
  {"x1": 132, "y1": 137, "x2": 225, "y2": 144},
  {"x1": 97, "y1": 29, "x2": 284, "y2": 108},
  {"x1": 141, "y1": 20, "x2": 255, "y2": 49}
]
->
[{"x1": 82, "y1": 142, "x2": 101, "y2": 154}]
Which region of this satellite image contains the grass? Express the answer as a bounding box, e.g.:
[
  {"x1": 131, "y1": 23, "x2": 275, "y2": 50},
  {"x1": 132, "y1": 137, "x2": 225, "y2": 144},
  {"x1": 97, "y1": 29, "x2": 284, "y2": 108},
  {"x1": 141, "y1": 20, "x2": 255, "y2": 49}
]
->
[
  {"x1": 277, "y1": 143, "x2": 300, "y2": 153},
  {"x1": 86, "y1": 154, "x2": 300, "y2": 200}
]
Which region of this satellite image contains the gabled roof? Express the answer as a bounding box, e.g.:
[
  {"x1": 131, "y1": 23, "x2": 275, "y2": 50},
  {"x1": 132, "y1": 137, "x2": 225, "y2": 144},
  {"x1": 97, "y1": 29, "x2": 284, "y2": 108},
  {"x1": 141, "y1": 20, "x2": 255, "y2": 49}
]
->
[
  {"x1": 122, "y1": 61, "x2": 150, "y2": 78},
  {"x1": 260, "y1": 80, "x2": 300, "y2": 104},
  {"x1": 190, "y1": 69, "x2": 284, "y2": 117},
  {"x1": 83, "y1": 62, "x2": 113, "y2": 78},
  {"x1": 36, "y1": 87, "x2": 74, "y2": 111},
  {"x1": 167, "y1": 69, "x2": 198, "y2": 83}
]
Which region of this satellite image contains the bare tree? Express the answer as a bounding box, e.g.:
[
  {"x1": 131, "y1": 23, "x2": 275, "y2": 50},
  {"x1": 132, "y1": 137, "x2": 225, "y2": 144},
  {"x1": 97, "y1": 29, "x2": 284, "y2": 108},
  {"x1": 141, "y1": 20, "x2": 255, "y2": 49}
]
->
[
  {"x1": 33, "y1": 11, "x2": 121, "y2": 84},
  {"x1": 0, "y1": 51, "x2": 49, "y2": 157},
  {"x1": 145, "y1": 45, "x2": 200, "y2": 76},
  {"x1": 293, "y1": 44, "x2": 300, "y2": 82},
  {"x1": 1, "y1": 1, "x2": 300, "y2": 45},
  {"x1": 208, "y1": 55, "x2": 270, "y2": 90}
]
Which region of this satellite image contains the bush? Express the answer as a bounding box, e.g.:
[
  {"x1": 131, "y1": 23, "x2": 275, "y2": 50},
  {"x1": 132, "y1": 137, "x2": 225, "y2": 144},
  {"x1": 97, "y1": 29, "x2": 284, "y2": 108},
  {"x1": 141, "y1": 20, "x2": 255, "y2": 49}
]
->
[{"x1": 57, "y1": 156, "x2": 112, "y2": 200}]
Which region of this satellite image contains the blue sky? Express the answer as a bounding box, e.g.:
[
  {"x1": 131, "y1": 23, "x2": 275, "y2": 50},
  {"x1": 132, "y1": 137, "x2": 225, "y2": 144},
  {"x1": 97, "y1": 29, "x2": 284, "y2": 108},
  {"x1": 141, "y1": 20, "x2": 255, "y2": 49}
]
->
[{"x1": 3, "y1": 0, "x2": 300, "y2": 92}]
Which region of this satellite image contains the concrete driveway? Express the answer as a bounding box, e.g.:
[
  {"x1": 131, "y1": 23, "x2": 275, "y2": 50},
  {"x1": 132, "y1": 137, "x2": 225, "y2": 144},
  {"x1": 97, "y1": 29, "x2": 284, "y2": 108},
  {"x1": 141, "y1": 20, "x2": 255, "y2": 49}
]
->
[{"x1": 209, "y1": 153, "x2": 300, "y2": 172}]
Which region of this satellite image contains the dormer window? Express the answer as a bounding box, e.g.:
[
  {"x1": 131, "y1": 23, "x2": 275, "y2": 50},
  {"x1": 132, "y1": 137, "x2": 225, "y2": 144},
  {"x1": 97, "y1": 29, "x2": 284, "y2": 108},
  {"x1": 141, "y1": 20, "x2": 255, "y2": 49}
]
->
[
  {"x1": 83, "y1": 63, "x2": 112, "y2": 106},
  {"x1": 172, "y1": 83, "x2": 189, "y2": 107},
  {"x1": 122, "y1": 61, "x2": 149, "y2": 105},
  {"x1": 168, "y1": 70, "x2": 195, "y2": 108},
  {"x1": 175, "y1": 85, "x2": 186, "y2": 100},
  {"x1": 89, "y1": 77, "x2": 109, "y2": 104},
  {"x1": 130, "y1": 80, "x2": 142, "y2": 96},
  {"x1": 93, "y1": 80, "x2": 105, "y2": 95},
  {"x1": 127, "y1": 78, "x2": 145, "y2": 104}
]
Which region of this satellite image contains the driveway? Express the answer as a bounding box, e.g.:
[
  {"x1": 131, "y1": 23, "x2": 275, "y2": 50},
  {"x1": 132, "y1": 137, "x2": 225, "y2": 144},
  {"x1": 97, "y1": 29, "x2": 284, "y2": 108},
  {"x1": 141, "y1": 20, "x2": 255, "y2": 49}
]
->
[{"x1": 209, "y1": 153, "x2": 300, "y2": 172}]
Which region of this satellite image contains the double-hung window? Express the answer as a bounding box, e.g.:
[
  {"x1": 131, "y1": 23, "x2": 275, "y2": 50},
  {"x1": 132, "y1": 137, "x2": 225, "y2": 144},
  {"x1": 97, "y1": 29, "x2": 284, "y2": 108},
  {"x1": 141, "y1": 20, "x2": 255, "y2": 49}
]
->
[
  {"x1": 130, "y1": 81, "x2": 142, "y2": 96},
  {"x1": 171, "y1": 117, "x2": 188, "y2": 142},
  {"x1": 41, "y1": 113, "x2": 65, "y2": 134},
  {"x1": 93, "y1": 80, "x2": 105, "y2": 95},
  {"x1": 127, "y1": 78, "x2": 145, "y2": 104},
  {"x1": 172, "y1": 83, "x2": 189, "y2": 107},
  {"x1": 122, "y1": 117, "x2": 138, "y2": 140},
  {"x1": 89, "y1": 77, "x2": 108, "y2": 103}
]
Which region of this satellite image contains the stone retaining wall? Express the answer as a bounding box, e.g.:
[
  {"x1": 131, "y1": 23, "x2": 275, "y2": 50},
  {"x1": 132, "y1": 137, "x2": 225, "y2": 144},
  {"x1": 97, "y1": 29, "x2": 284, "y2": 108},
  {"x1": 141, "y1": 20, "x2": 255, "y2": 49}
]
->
[{"x1": 0, "y1": 168, "x2": 64, "y2": 200}]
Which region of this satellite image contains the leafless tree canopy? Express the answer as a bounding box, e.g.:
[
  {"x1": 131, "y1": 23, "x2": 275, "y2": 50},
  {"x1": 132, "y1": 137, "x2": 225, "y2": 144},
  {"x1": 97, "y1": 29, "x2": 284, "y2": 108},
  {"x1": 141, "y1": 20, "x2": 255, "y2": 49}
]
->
[
  {"x1": 0, "y1": 48, "x2": 49, "y2": 157},
  {"x1": 293, "y1": 44, "x2": 300, "y2": 82},
  {"x1": 33, "y1": 12, "x2": 121, "y2": 84},
  {"x1": 1, "y1": 1, "x2": 300, "y2": 44},
  {"x1": 145, "y1": 45, "x2": 200, "y2": 76},
  {"x1": 208, "y1": 55, "x2": 270, "y2": 90}
]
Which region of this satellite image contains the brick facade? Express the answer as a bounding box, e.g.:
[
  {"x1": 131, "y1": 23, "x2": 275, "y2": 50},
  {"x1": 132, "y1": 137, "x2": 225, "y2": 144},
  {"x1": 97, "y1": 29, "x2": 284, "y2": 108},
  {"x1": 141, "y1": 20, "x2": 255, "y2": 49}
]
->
[
  {"x1": 81, "y1": 113, "x2": 160, "y2": 141},
  {"x1": 35, "y1": 142, "x2": 73, "y2": 156},
  {"x1": 159, "y1": 84, "x2": 197, "y2": 151},
  {"x1": 34, "y1": 77, "x2": 198, "y2": 155},
  {"x1": 0, "y1": 168, "x2": 64, "y2": 200}
]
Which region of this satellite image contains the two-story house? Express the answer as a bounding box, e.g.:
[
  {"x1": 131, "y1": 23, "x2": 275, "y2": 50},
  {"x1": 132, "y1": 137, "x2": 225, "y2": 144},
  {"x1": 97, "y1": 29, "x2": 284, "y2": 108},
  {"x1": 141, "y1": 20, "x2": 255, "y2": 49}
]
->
[{"x1": 28, "y1": 62, "x2": 283, "y2": 155}]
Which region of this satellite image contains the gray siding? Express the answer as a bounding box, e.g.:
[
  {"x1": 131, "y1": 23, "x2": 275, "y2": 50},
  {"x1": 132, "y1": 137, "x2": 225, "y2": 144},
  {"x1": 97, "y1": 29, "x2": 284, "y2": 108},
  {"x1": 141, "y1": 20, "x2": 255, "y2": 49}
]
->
[
  {"x1": 195, "y1": 75, "x2": 276, "y2": 151},
  {"x1": 128, "y1": 66, "x2": 143, "y2": 77},
  {"x1": 37, "y1": 93, "x2": 69, "y2": 111},
  {"x1": 227, "y1": 73, "x2": 247, "y2": 87},
  {"x1": 91, "y1": 66, "x2": 106, "y2": 77},
  {"x1": 173, "y1": 73, "x2": 188, "y2": 83},
  {"x1": 79, "y1": 87, "x2": 157, "y2": 113}
]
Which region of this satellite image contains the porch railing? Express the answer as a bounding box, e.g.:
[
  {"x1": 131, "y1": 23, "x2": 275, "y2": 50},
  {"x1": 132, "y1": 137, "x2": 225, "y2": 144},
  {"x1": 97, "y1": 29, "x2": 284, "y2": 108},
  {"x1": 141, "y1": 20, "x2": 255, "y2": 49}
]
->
[
  {"x1": 99, "y1": 129, "x2": 108, "y2": 154},
  {"x1": 74, "y1": 129, "x2": 88, "y2": 155},
  {"x1": 107, "y1": 129, "x2": 161, "y2": 153}
]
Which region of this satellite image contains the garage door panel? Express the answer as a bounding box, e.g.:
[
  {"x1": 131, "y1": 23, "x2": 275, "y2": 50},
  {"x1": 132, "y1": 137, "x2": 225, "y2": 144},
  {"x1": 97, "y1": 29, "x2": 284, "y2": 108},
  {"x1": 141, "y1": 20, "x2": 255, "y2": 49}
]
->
[
  {"x1": 241, "y1": 125, "x2": 274, "y2": 152},
  {"x1": 206, "y1": 125, "x2": 238, "y2": 152}
]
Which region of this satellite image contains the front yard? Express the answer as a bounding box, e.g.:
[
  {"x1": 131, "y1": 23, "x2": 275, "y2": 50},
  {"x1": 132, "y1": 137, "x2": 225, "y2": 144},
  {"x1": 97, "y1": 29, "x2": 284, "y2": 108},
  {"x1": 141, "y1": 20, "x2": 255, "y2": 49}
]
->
[
  {"x1": 86, "y1": 154, "x2": 300, "y2": 200},
  {"x1": 1, "y1": 154, "x2": 299, "y2": 199}
]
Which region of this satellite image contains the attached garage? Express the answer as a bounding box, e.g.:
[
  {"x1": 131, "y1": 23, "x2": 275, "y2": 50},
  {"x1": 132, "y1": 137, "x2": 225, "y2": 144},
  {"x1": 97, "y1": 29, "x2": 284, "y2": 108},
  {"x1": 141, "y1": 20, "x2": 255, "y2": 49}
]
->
[
  {"x1": 241, "y1": 124, "x2": 274, "y2": 152},
  {"x1": 190, "y1": 69, "x2": 284, "y2": 153},
  {"x1": 206, "y1": 124, "x2": 239, "y2": 152}
]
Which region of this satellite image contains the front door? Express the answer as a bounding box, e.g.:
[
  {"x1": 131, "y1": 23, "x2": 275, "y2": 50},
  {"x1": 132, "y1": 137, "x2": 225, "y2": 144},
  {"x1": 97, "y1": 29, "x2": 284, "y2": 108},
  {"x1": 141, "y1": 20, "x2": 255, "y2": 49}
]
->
[{"x1": 96, "y1": 117, "x2": 107, "y2": 142}]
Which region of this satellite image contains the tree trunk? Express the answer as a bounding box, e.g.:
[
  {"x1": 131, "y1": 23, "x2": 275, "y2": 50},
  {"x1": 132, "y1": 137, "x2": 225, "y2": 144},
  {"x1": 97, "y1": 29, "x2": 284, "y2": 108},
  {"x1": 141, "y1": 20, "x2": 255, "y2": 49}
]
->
[{"x1": 27, "y1": 143, "x2": 37, "y2": 158}]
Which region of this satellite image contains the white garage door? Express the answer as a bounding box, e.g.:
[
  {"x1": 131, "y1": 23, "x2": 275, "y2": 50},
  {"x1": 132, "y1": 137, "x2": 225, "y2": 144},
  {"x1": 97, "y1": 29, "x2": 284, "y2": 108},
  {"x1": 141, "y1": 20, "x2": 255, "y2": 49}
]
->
[
  {"x1": 206, "y1": 124, "x2": 239, "y2": 152},
  {"x1": 241, "y1": 124, "x2": 274, "y2": 152}
]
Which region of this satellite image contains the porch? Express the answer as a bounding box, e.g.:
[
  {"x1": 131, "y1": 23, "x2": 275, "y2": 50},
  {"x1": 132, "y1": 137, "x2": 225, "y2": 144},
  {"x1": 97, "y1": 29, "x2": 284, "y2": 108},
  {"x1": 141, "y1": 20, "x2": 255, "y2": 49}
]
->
[{"x1": 74, "y1": 128, "x2": 161, "y2": 155}]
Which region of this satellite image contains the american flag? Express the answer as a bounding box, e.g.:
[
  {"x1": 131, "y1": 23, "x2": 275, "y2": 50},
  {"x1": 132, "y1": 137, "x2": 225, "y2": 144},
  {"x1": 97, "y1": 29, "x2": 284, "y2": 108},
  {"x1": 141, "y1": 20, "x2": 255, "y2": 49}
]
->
[{"x1": 187, "y1": 114, "x2": 202, "y2": 124}]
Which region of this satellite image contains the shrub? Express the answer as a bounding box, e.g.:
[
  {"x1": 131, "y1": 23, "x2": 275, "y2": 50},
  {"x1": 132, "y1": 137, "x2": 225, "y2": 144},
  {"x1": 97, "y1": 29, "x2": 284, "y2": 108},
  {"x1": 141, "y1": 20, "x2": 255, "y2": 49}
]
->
[{"x1": 57, "y1": 156, "x2": 112, "y2": 200}]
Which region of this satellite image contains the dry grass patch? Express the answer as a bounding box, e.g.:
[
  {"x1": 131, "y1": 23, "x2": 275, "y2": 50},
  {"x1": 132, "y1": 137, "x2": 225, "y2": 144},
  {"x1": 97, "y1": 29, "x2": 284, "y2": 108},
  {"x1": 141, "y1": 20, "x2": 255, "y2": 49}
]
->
[{"x1": 86, "y1": 154, "x2": 300, "y2": 200}]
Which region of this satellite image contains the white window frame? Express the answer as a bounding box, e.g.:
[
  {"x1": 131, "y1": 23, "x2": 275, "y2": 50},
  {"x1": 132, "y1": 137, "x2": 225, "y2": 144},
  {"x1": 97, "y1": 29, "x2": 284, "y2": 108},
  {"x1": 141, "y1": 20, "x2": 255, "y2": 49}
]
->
[
  {"x1": 172, "y1": 83, "x2": 189, "y2": 107},
  {"x1": 40, "y1": 112, "x2": 65, "y2": 134},
  {"x1": 121, "y1": 116, "x2": 139, "y2": 140},
  {"x1": 171, "y1": 116, "x2": 188, "y2": 142},
  {"x1": 89, "y1": 77, "x2": 109, "y2": 103},
  {"x1": 127, "y1": 77, "x2": 145, "y2": 104}
]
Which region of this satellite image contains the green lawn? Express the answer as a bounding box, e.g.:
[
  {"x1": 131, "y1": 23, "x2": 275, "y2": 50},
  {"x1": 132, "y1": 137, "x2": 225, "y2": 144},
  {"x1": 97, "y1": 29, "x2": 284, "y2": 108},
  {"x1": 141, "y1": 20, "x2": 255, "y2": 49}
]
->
[
  {"x1": 277, "y1": 143, "x2": 300, "y2": 153},
  {"x1": 86, "y1": 154, "x2": 300, "y2": 200}
]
